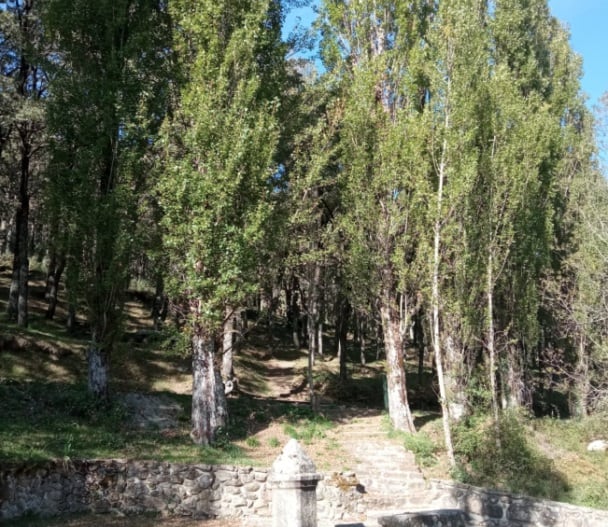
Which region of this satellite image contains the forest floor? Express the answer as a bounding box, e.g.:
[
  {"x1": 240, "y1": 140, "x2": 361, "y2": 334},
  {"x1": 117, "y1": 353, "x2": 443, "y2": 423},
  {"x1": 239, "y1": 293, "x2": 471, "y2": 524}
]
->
[{"x1": 1, "y1": 263, "x2": 608, "y2": 527}]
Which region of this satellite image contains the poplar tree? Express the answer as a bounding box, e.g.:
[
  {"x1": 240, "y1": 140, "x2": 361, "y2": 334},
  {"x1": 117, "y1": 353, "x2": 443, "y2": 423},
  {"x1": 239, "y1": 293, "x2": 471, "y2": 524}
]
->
[
  {"x1": 44, "y1": 0, "x2": 170, "y2": 400},
  {"x1": 421, "y1": 0, "x2": 495, "y2": 464},
  {"x1": 482, "y1": 0, "x2": 583, "y2": 411},
  {"x1": 158, "y1": 0, "x2": 285, "y2": 445},
  {"x1": 319, "y1": 0, "x2": 434, "y2": 432}
]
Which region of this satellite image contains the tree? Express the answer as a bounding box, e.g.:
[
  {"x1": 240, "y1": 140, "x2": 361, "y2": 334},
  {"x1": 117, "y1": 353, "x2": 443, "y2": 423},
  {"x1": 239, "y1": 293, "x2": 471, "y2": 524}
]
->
[
  {"x1": 481, "y1": 0, "x2": 586, "y2": 412},
  {"x1": 319, "y1": 0, "x2": 436, "y2": 432},
  {"x1": 44, "y1": 0, "x2": 171, "y2": 400},
  {"x1": 159, "y1": 0, "x2": 285, "y2": 445},
  {"x1": 1, "y1": 0, "x2": 47, "y2": 327}
]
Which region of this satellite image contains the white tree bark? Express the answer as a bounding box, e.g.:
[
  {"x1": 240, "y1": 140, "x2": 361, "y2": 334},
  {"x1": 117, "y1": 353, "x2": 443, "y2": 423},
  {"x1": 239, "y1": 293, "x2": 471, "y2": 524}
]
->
[
  {"x1": 380, "y1": 292, "x2": 416, "y2": 433},
  {"x1": 191, "y1": 331, "x2": 228, "y2": 445}
]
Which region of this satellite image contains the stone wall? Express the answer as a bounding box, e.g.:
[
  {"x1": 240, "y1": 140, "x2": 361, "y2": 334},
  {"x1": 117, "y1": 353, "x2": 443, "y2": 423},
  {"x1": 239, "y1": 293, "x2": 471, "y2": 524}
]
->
[
  {"x1": 425, "y1": 479, "x2": 608, "y2": 527},
  {"x1": 2, "y1": 460, "x2": 608, "y2": 526},
  {"x1": 0, "y1": 459, "x2": 363, "y2": 524}
]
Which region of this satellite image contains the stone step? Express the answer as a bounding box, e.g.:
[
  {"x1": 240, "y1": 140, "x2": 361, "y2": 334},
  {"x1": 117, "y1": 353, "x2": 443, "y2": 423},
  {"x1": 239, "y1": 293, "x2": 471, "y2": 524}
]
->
[
  {"x1": 362, "y1": 473, "x2": 425, "y2": 482},
  {"x1": 328, "y1": 413, "x2": 429, "y2": 515}
]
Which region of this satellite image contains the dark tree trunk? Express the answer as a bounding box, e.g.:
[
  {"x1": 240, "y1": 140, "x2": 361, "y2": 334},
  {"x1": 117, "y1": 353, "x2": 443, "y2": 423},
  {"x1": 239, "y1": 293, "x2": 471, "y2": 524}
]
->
[
  {"x1": 191, "y1": 331, "x2": 228, "y2": 445},
  {"x1": 286, "y1": 276, "x2": 303, "y2": 349},
  {"x1": 66, "y1": 302, "x2": 77, "y2": 333},
  {"x1": 413, "y1": 312, "x2": 425, "y2": 383},
  {"x1": 151, "y1": 274, "x2": 168, "y2": 329},
  {"x1": 335, "y1": 292, "x2": 351, "y2": 382},
  {"x1": 45, "y1": 253, "x2": 66, "y2": 320},
  {"x1": 7, "y1": 133, "x2": 30, "y2": 327}
]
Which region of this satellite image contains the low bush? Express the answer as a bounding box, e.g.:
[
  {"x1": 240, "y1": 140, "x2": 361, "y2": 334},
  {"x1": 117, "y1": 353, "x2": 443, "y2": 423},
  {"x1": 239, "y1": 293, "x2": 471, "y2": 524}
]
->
[{"x1": 453, "y1": 411, "x2": 569, "y2": 499}]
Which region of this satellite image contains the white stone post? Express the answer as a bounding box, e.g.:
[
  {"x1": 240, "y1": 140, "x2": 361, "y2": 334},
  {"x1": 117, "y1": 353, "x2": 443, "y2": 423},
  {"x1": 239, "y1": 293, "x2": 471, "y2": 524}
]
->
[{"x1": 270, "y1": 438, "x2": 322, "y2": 527}]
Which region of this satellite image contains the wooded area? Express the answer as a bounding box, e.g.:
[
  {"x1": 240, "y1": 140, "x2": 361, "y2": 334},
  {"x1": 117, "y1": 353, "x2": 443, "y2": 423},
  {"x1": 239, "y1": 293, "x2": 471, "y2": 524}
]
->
[{"x1": 1, "y1": 0, "x2": 607, "y2": 463}]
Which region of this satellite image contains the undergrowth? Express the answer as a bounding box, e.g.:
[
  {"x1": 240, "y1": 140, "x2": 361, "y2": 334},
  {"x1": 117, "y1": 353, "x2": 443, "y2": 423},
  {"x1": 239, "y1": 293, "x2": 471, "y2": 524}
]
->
[
  {"x1": 452, "y1": 411, "x2": 569, "y2": 500},
  {"x1": 280, "y1": 405, "x2": 334, "y2": 444},
  {"x1": 386, "y1": 417, "x2": 439, "y2": 467},
  {"x1": 0, "y1": 381, "x2": 255, "y2": 465}
]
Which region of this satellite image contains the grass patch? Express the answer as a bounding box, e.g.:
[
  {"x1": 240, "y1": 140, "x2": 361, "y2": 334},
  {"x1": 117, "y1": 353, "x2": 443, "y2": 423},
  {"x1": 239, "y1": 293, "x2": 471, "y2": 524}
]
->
[
  {"x1": 534, "y1": 415, "x2": 608, "y2": 508},
  {"x1": 0, "y1": 381, "x2": 253, "y2": 465},
  {"x1": 281, "y1": 413, "x2": 333, "y2": 445},
  {"x1": 384, "y1": 416, "x2": 439, "y2": 467},
  {"x1": 452, "y1": 411, "x2": 569, "y2": 500}
]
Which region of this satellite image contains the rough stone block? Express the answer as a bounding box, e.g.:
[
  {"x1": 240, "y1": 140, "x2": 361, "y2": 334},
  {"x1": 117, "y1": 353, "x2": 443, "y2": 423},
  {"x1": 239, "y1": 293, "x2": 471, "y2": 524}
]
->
[{"x1": 378, "y1": 509, "x2": 468, "y2": 527}]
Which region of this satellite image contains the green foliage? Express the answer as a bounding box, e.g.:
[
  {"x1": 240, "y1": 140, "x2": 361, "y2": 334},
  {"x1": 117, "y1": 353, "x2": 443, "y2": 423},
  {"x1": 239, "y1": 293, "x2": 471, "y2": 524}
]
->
[
  {"x1": 453, "y1": 412, "x2": 569, "y2": 499},
  {"x1": 282, "y1": 414, "x2": 333, "y2": 445},
  {"x1": 0, "y1": 381, "x2": 253, "y2": 465},
  {"x1": 158, "y1": 0, "x2": 285, "y2": 333},
  {"x1": 401, "y1": 432, "x2": 438, "y2": 468},
  {"x1": 43, "y1": 0, "x2": 172, "y2": 376},
  {"x1": 384, "y1": 416, "x2": 439, "y2": 467},
  {"x1": 532, "y1": 416, "x2": 608, "y2": 508}
]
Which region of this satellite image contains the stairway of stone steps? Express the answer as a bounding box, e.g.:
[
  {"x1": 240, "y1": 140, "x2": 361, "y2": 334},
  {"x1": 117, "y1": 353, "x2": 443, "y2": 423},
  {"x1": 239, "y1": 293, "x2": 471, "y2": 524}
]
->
[{"x1": 331, "y1": 411, "x2": 432, "y2": 522}]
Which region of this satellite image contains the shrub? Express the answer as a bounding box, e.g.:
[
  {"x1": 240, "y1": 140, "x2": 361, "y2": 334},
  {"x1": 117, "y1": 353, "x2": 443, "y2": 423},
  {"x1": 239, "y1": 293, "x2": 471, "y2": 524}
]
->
[
  {"x1": 402, "y1": 431, "x2": 438, "y2": 467},
  {"x1": 453, "y1": 411, "x2": 569, "y2": 499}
]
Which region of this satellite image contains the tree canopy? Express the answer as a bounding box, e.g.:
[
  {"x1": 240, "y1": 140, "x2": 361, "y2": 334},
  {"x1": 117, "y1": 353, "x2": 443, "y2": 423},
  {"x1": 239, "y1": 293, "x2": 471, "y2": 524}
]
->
[{"x1": 1, "y1": 0, "x2": 606, "y2": 447}]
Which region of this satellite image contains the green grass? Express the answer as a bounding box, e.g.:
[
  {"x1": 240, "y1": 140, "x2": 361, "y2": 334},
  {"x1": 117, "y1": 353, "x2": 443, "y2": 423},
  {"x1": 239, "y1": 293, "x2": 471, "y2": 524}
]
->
[
  {"x1": 384, "y1": 416, "x2": 439, "y2": 467},
  {"x1": 281, "y1": 415, "x2": 333, "y2": 444},
  {"x1": 0, "y1": 381, "x2": 253, "y2": 465},
  {"x1": 534, "y1": 415, "x2": 608, "y2": 509},
  {"x1": 452, "y1": 411, "x2": 570, "y2": 501}
]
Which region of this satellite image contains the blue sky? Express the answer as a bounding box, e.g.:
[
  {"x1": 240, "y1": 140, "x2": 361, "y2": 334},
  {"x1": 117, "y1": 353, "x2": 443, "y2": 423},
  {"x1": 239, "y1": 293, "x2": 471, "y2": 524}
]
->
[
  {"x1": 549, "y1": 0, "x2": 607, "y2": 107},
  {"x1": 285, "y1": 1, "x2": 606, "y2": 107}
]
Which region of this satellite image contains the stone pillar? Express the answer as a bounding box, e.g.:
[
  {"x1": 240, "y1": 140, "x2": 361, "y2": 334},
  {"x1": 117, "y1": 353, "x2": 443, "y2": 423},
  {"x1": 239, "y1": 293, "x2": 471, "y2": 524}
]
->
[{"x1": 270, "y1": 438, "x2": 322, "y2": 527}]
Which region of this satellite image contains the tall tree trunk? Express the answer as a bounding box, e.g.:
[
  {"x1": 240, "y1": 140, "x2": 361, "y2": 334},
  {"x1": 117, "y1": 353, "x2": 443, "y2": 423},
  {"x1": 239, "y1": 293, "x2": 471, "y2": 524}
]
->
[
  {"x1": 45, "y1": 253, "x2": 66, "y2": 320},
  {"x1": 307, "y1": 262, "x2": 321, "y2": 412},
  {"x1": 151, "y1": 274, "x2": 168, "y2": 330},
  {"x1": 504, "y1": 343, "x2": 525, "y2": 409},
  {"x1": 358, "y1": 313, "x2": 367, "y2": 366},
  {"x1": 222, "y1": 305, "x2": 237, "y2": 382},
  {"x1": 317, "y1": 322, "x2": 323, "y2": 358},
  {"x1": 431, "y1": 79, "x2": 456, "y2": 467},
  {"x1": 413, "y1": 313, "x2": 425, "y2": 384},
  {"x1": 6, "y1": 5, "x2": 35, "y2": 328},
  {"x1": 191, "y1": 330, "x2": 228, "y2": 445},
  {"x1": 7, "y1": 144, "x2": 30, "y2": 327},
  {"x1": 572, "y1": 333, "x2": 590, "y2": 417},
  {"x1": 287, "y1": 279, "x2": 301, "y2": 349},
  {"x1": 336, "y1": 290, "x2": 350, "y2": 381},
  {"x1": 88, "y1": 328, "x2": 110, "y2": 401},
  {"x1": 380, "y1": 287, "x2": 415, "y2": 433},
  {"x1": 487, "y1": 254, "x2": 499, "y2": 423},
  {"x1": 431, "y1": 205, "x2": 456, "y2": 462}
]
